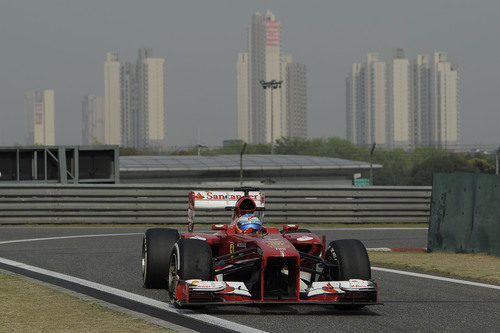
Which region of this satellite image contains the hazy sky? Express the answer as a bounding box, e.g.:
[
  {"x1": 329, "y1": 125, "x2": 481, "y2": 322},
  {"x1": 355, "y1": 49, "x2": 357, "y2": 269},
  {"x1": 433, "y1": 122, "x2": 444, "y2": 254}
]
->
[{"x1": 1, "y1": 0, "x2": 499, "y2": 147}]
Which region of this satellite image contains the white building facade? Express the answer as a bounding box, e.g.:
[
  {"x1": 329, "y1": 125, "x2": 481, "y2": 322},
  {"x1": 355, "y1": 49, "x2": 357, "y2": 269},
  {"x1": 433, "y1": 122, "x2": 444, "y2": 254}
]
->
[
  {"x1": 264, "y1": 11, "x2": 282, "y2": 143},
  {"x1": 237, "y1": 52, "x2": 250, "y2": 142},
  {"x1": 238, "y1": 10, "x2": 307, "y2": 144},
  {"x1": 82, "y1": 95, "x2": 104, "y2": 145},
  {"x1": 410, "y1": 54, "x2": 431, "y2": 146},
  {"x1": 104, "y1": 52, "x2": 122, "y2": 145},
  {"x1": 286, "y1": 61, "x2": 307, "y2": 138},
  {"x1": 141, "y1": 56, "x2": 165, "y2": 149},
  {"x1": 24, "y1": 90, "x2": 55, "y2": 145},
  {"x1": 391, "y1": 51, "x2": 410, "y2": 147},
  {"x1": 347, "y1": 49, "x2": 459, "y2": 149},
  {"x1": 346, "y1": 63, "x2": 362, "y2": 144},
  {"x1": 104, "y1": 49, "x2": 165, "y2": 150},
  {"x1": 346, "y1": 53, "x2": 388, "y2": 147},
  {"x1": 432, "y1": 52, "x2": 459, "y2": 148}
]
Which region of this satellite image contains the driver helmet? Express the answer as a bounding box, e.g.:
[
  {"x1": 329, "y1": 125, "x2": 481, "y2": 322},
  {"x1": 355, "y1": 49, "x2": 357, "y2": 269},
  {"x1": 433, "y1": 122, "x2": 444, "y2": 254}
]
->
[{"x1": 236, "y1": 214, "x2": 262, "y2": 233}]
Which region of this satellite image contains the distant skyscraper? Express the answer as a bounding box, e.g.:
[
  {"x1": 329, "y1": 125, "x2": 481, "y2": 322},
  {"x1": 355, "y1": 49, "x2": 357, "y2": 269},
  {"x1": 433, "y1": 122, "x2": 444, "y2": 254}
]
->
[
  {"x1": 431, "y1": 52, "x2": 459, "y2": 148},
  {"x1": 136, "y1": 48, "x2": 165, "y2": 149},
  {"x1": 238, "y1": 10, "x2": 307, "y2": 144},
  {"x1": 104, "y1": 52, "x2": 122, "y2": 145},
  {"x1": 347, "y1": 49, "x2": 459, "y2": 149},
  {"x1": 391, "y1": 49, "x2": 410, "y2": 147},
  {"x1": 104, "y1": 49, "x2": 165, "y2": 149},
  {"x1": 120, "y1": 61, "x2": 136, "y2": 148},
  {"x1": 367, "y1": 54, "x2": 389, "y2": 146},
  {"x1": 264, "y1": 10, "x2": 282, "y2": 143},
  {"x1": 285, "y1": 61, "x2": 307, "y2": 138},
  {"x1": 24, "y1": 90, "x2": 55, "y2": 145},
  {"x1": 346, "y1": 63, "x2": 362, "y2": 144},
  {"x1": 82, "y1": 95, "x2": 104, "y2": 145},
  {"x1": 247, "y1": 12, "x2": 266, "y2": 144},
  {"x1": 347, "y1": 53, "x2": 388, "y2": 147},
  {"x1": 410, "y1": 54, "x2": 431, "y2": 146},
  {"x1": 237, "y1": 52, "x2": 250, "y2": 142}
]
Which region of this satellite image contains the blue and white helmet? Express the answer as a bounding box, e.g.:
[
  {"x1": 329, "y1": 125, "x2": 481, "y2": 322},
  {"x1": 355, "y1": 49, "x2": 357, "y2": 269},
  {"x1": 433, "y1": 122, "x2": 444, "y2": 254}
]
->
[{"x1": 236, "y1": 214, "x2": 262, "y2": 233}]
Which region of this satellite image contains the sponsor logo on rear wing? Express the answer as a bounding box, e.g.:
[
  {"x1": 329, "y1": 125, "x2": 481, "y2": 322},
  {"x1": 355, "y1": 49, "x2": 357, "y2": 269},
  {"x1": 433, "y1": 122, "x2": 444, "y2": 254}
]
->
[
  {"x1": 189, "y1": 191, "x2": 265, "y2": 210},
  {"x1": 187, "y1": 191, "x2": 265, "y2": 232}
]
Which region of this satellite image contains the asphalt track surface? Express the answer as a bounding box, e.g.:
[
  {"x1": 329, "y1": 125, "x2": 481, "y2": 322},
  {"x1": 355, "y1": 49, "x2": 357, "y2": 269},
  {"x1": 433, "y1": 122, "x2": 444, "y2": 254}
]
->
[{"x1": 1, "y1": 227, "x2": 499, "y2": 332}]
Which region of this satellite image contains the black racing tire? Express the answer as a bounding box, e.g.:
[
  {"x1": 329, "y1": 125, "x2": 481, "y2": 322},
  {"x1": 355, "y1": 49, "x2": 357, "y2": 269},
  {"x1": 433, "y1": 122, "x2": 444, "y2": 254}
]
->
[
  {"x1": 326, "y1": 239, "x2": 371, "y2": 280},
  {"x1": 325, "y1": 239, "x2": 371, "y2": 310},
  {"x1": 168, "y1": 239, "x2": 213, "y2": 302},
  {"x1": 280, "y1": 228, "x2": 312, "y2": 234},
  {"x1": 142, "y1": 228, "x2": 179, "y2": 289}
]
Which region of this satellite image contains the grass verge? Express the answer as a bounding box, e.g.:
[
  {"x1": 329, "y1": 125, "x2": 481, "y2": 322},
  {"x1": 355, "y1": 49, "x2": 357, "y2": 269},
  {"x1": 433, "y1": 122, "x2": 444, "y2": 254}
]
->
[
  {"x1": 0, "y1": 271, "x2": 173, "y2": 332},
  {"x1": 368, "y1": 251, "x2": 500, "y2": 285}
]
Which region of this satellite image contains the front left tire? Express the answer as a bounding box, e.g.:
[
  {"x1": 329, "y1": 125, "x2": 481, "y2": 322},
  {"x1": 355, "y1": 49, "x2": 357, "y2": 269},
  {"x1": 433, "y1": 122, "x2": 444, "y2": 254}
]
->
[
  {"x1": 168, "y1": 238, "x2": 213, "y2": 302},
  {"x1": 142, "y1": 228, "x2": 179, "y2": 288}
]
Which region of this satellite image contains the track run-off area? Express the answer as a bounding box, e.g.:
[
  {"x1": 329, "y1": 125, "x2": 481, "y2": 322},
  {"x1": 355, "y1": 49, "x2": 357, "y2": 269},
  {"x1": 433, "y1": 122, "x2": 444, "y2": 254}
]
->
[{"x1": 0, "y1": 227, "x2": 499, "y2": 332}]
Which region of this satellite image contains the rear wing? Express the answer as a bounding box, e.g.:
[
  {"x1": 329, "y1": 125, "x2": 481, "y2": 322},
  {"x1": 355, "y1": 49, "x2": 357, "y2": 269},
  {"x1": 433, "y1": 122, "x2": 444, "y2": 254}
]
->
[
  {"x1": 187, "y1": 190, "x2": 265, "y2": 232},
  {"x1": 189, "y1": 191, "x2": 265, "y2": 210}
]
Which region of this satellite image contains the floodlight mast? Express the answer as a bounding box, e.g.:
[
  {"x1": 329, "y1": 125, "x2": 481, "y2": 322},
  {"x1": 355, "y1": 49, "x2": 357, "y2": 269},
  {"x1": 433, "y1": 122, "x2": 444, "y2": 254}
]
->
[{"x1": 260, "y1": 80, "x2": 283, "y2": 154}]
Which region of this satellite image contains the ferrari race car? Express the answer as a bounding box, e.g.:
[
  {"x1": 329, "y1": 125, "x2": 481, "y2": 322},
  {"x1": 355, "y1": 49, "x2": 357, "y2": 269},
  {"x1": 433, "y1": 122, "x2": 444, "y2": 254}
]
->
[{"x1": 141, "y1": 187, "x2": 378, "y2": 308}]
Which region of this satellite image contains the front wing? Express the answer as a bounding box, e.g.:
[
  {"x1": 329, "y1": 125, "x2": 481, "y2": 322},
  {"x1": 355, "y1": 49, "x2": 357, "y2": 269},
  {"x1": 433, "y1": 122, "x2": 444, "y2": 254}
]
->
[{"x1": 172, "y1": 279, "x2": 379, "y2": 307}]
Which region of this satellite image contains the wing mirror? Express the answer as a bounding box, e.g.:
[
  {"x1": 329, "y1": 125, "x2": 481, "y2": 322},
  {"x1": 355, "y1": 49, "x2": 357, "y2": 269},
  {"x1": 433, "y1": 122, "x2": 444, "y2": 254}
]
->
[
  {"x1": 212, "y1": 224, "x2": 228, "y2": 231},
  {"x1": 283, "y1": 224, "x2": 299, "y2": 232}
]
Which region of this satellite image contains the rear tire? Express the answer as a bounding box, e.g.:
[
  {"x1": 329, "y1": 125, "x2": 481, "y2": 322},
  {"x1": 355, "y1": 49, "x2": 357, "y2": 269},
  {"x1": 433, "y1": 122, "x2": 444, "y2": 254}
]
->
[
  {"x1": 168, "y1": 239, "x2": 213, "y2": 302},
  {"x1": 142, "y1": 228, "x2": 179, "y2": 288},
  {"x1": 325, "y1": 239, "x2": 371, "y2": 310}
]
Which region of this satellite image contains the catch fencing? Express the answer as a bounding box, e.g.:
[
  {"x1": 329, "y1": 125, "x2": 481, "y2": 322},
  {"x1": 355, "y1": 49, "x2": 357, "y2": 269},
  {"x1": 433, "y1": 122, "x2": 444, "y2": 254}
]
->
[{"x1": 0, "y1": 184, "x2": 431, "y2": 225}]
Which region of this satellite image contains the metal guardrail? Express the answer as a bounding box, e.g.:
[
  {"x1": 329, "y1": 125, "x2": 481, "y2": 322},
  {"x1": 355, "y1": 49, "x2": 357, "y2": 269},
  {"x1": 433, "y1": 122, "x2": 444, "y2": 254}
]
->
[{"x1": 0, "y1": 184, "x2": 431, "y2": 225}]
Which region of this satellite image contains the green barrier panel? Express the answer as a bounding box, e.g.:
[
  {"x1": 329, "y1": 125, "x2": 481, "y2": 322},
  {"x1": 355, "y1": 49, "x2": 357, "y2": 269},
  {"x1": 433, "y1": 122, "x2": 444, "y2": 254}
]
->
[
  {"x1": 428, "y1": 173, "x2": 500, "y2": 256},
  {"x1": 470, "y1": 174, "x2": 500, "y2": 255}
]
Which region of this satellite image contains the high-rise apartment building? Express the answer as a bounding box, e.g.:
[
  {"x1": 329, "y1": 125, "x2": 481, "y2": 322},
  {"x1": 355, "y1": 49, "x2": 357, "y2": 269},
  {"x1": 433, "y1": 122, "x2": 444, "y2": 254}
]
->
[
  {"x1": 24, "y1": 90, "x2": 55, "y2": 145},
  {"x1": 367, "y1": 54, "x2": 389, "y2": 146},
  {"x1": 286, "y1": 61, "x2": 307, "y2": 138},
  {"x1": 431, "y1": 52, "x2": 459, "y2": 148},
  {"x1": 137, "y1": 49, "x2": 165, "y2": 149},
  {"x1": 247, "y1": 12, "x2": 266, "y2": 144},
  {"x1": 410, "y1": 55, "x2": 431, "y2": 146},
  {"x1": 391, "y1": 49, "x2": 410, "y2": 147},
  {"x1": 104, "y1": 52, "x2": 122, "y2": 145},
  {"x1": 237, "y1": 52, "x2": 250, "y2": 142},
  {"x1": 346, "y1": 49, "x2": 459, "y2": 149},
  {"x1": 82, "y1": 95, "x2": 104, "y2": 145},
  {"x1": 280, "y1": 53, "x2": 293, "y2": 137},
  {"x1": 120, "y1": 61, "x2": 136, "y2": 148},
  {"x1": 346, "y1": 63, "x2": 363, "y2": 144},
  {"x1": 346, "y1": 54, "x2": 388, "y2": 146},
  {"x1": 264, "y1": 11, "x2": 282, "y2": 143},
  {"x1": 238, "y1": 10, "x2": 307, "y2": 144},
  {"x1": 103, "y1": 49, "x2": 165, "y2": 149}
]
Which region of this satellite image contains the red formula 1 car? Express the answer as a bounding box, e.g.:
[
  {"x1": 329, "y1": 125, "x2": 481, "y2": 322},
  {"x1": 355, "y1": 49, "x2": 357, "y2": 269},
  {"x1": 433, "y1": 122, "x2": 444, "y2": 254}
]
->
[{"x1": 141, "y1": 187, "x2": 378, "y2": 308}]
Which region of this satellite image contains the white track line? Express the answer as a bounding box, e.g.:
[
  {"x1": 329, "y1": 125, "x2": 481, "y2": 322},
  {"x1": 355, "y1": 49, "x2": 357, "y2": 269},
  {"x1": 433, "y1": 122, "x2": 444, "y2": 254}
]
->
[
  {"x1": 0, "y1": 257, "x2": 266, "y2": 333},
  {"x1": 309, "y1": 227, "x2": 428, "y2": 231},
  {"x1": 0, "y1": 233, "x2": 144, "y2": 245},
  {"x1": 372, "y1": 266, "x2": 500, "y2": 290}
]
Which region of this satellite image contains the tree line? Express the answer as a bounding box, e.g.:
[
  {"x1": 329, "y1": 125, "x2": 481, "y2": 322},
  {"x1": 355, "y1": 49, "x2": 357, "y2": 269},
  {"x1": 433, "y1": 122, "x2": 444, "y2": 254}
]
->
[{"x1": 122, "y1": 137, "x2": 497, "y2": 186}]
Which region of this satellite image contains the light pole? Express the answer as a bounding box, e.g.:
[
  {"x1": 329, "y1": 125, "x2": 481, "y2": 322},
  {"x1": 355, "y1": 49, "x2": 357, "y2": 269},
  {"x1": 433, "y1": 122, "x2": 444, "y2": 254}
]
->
[
  {"x1": 260, "y1": 79, "x2": 282, "y2": 154},
  {"x1": 196, "y1": 144, "x2": 208, "y2": 157},
  {"x1": 240, "y1": 142, "x2": 247, "y2": 185}
]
